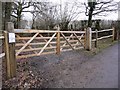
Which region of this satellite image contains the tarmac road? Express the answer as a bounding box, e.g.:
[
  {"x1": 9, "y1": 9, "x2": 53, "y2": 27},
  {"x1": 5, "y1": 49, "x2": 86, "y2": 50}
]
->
[
  {"x1": 1, "y1": 41, "x2": 119, "y2": 89},
  {"x1": 29, "y1": 42, "x2": 119, "y2": 88}
]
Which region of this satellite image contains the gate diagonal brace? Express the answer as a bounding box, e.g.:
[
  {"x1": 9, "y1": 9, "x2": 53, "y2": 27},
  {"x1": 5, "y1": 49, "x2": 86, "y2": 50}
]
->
[
  {"x1": 38, "y1": 34, "x2": 55, "y2": 51},
  {"x1": 16, "y1": 35, "x2": 38, "y2": 54},
  {"x1": 16, "y1": 32, "x2": 39, "y2": 56},
  {"x1": 61, "y1": 33, "x2": 74, "y2": 50},
  {"x1": 73, "y1": 33, "x2": 85, "y2": 48},
  {"x1": 60, "y1": 34, "x2": 73, "y2": 51},
  {"x1": 38, "y1": 33, "x2": 56, "y2": 55}
]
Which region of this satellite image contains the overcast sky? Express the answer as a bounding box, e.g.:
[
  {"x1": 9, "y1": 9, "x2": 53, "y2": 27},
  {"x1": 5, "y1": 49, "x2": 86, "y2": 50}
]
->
[{"x1": 23, "y1": 0, "x2": 119, "y2": 21}]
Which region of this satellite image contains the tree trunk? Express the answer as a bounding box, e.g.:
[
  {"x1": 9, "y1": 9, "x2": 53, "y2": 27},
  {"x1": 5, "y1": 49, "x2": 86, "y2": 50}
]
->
[
  {"x1": 4, "y1": 2, "x2": 12, "y2": 29},
  {"x1": 0, "y1": 1, "x2": 2, "y2": 30},
  {"x1": 16, "y1": 3, "x2": 22, "y2": 29},
  {"x1": 32, "y1": 18, "x2": 36, "y2": 29},
  {"x1": 61, "y1": 22, "x2": 69, "y2": 30},
  {"x1": 88, "y1": 8, "x2": 93, "y2": 27},
  {"x1": 17, "y1": 16, "x2": 21, "y2": 29},
  {"x1": 17, "y1": 7, "x2": 22, "y2": 29}
]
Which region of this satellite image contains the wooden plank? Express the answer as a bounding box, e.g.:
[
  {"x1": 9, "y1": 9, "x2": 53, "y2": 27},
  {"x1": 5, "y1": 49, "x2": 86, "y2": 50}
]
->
[
  {"x1": 61, "y1": 40, "x2": 84, "y2": 43},
  {"x1": 112, "y1": 27, "x2": 115, "y2": 41},
  {"x1": 97, "y1": 29, "x2": 113, "y2": 33},
  {"x1": 73, "y1": 33, "x2": 85, "y2": 47},
  {"x1": 85, "y1": 27, "x2": 92, "y2": 51},
  {"x1": 16, "y1": 35, "x2": 38, "y2": 54},
  {"x1": 61, "y1": 43, "x2": 81, "y2": 48},
  {"x1": 60, "y1": 31, "x2": 85, "y2": 34},
  {"x1": 98, "y1": 35, "x2": 113, "y2": 40},
  {"x1": 38, "y1": 33, "x2": 56, "y2": 55},
  {"x1": 38, "y1": 34, "x2": 54, "y2": 48},
  {"x1": 14, "y1": 29, "x2": 85, "y2": 34},
  {"x1": 92, "y1": 39, "x2": 96, "y2": 42},
  {"x1": 15, "y1": 40, "x2": 84, "y2": 47},
  {"x1": 4, "y1": 22, "x2": 16, "y2": 79},
  {"x1": 16, "y1": 51, "x2": 55, "y2": 59},
  {"x1": 95, "y1": 29, "x2": 98, "y2": 48},
  {"x1": 92, "y1": 29, "x2": 113, "y2": 33},
  {"x1": 16, "y1": 32, "x2": 39, "y2": 56},
  {"x1": 14, "y1": 29, "x2": 58, "y2": 33},
  {"x1": 60, "y1": 34, "x2": 73, "y2": 51},
  {"x1": 16, "y1": 46, "x2": 56, "y2": 52},
  {"x1": 4, "y1": 31, "x2": 11, "y2": 78},
  {"x1": 16, "y1": 42, "x2": 56, "y2": 46},
  {"x1": 84, "y1": 28, "x2": 87, "y2": 49},
  {"x1": 38, "y1": 33, "x2": 56, "y2": 52},
  {"x1": 16, "y1": 36, "x2": 84, "y2": 40},
  {"x1": 6, "y1": 22, "x2": 16, "y2": 78},
  {"x1": 73, "y1": 42, "x2": 79, "y2": 49},
  {"x1": 92, "y1": 35, "x2": 113, "y2": 41},
  {"x1": 61, "y1": 33, "x2": 74, "y2": 50},
  {"x1": 9, "y1": 43, "x2": 16, "y2": 78},
  {"x1": 56, "y1": 31, "x2": 60, "y2": 55},
  {"x1": 73, "y1": 33, "x2": 84, "y2": 48},
  {"x1": 16, "y1": 37, "x2": 54, "y2": 40},
  {"x1": 61, "y1": 47, "x2": 84, "y2": 52}
]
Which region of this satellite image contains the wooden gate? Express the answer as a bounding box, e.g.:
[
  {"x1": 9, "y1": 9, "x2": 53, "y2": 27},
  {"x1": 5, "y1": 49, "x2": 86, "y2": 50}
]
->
[
  {"x1": 3, "y1": 22, "x2": 115, "y2": 79},
  {"x1": 14, "y1": 29, "x2": 86, "y2": 59}
]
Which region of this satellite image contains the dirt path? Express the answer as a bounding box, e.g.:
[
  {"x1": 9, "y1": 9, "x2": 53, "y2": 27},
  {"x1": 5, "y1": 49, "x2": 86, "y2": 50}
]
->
[{"x1": 27, "y1": 42, "x2": 118, "y2": 88}]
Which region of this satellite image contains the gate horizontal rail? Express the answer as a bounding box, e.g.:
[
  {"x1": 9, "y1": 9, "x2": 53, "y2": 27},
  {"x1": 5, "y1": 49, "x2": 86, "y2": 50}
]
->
[
  {"x1": 92, "y1": 28, "x2": 114, "y2": 42},
  {"x1": 14, "y1": 29, "x2": 85, "y2": 34},
  {"x1": 91, "y1": 28, "x2": 114, "y2": 48},
  {"x1": 15, "y1": 30, "x2": 85, "y2": 59}
]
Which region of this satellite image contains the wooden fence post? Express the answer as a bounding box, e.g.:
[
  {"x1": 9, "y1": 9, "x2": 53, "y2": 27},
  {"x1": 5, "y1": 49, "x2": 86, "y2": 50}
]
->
[
  {"x1": 4, "y1": 22, "x2": 16, "y2": 79},
  {"x1": 112, "y1": 27, "x2": 115, "y2": 41},
  {"x1": 56, "y1": 25, "x2": 60, "y2": 55},
  {"x1": 85, "y1": 27, "x2": 92, "y2": 51},
  {"x1": 84, "y1": 28, "x2": 87, "y2": 49},
  {"x1": 95, "y1": 29, "x2": 98, "y2": 48}
]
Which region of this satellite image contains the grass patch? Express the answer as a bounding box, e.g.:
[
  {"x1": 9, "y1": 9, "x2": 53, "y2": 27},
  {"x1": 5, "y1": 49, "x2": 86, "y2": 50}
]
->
[{"x1": 83, "y1": 38, "x2": 118, "y2": 56}]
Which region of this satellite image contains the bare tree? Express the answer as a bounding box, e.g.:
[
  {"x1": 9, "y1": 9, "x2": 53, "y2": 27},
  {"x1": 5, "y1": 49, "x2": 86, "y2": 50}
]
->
[
  {"x1": 59, "y1": 1, "x2": 84, "y2": 30},
  {"x1": 31, "y1": 5, "x2": 39, "y2": 29},
  {"x1": 32, "y1": 1, "x2": 84, "y2": 30},
  {"x1": 84, "y1": 0, "x2": 118, "y2": 27},
  {"x1": 11, "y1": 0, "x2": 33, "y2": 28},
  {"x1": 31, "y1": 2, "x2": 59, "y2": 29}
]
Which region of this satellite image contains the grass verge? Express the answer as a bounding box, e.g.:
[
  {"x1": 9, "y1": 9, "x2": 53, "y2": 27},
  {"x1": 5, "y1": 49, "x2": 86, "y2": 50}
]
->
[{"x1": 83, "y1": 38, "x2": 118, "y2": 56}]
